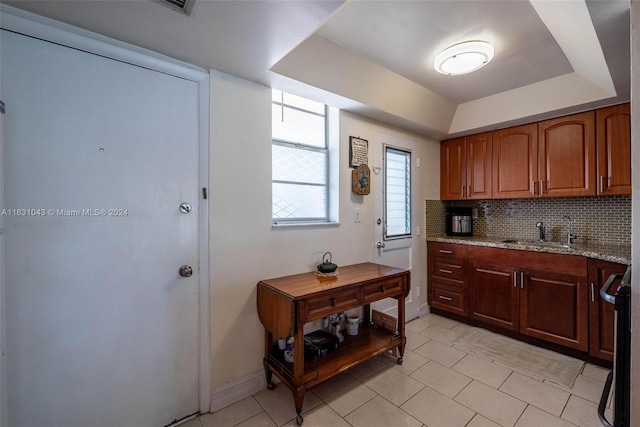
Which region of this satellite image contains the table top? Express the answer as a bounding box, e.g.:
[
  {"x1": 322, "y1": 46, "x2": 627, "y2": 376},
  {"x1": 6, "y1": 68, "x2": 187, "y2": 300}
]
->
[{"x1": 257, "y1": 262, "x2": 408, "y2": 299}]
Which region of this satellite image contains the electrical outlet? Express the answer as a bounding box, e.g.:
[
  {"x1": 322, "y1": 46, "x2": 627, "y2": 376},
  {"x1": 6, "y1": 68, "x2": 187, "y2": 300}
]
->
[
  {"x1": 353, "y1": 208, "x2": 361, "y2": 223},
  {"x1": 416, "y1": 157, "x2": 421, "y2": 168},
  {"x1": 416, "y1": 225, "x2": 421, "y2": 236},
  {"x1": 417, "y1": 287, "x2": 420, "y2": 298}
]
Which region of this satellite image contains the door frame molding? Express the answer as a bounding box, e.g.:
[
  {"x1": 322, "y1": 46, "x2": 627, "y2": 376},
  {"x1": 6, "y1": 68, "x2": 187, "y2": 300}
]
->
[{"x1": 0, "y1": 5, "x2": 212, "y2": 414}]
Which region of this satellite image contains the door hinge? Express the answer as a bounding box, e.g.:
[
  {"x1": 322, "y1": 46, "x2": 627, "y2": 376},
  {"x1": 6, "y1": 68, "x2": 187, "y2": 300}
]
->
[{"x1": 202, "y1": 188, "x2": 207, "y2": 199}]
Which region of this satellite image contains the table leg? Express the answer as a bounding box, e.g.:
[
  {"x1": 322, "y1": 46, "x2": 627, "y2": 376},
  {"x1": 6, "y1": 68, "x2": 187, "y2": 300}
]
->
[
  {"x1": 397, "y1": 280, "x2": 407, "y2": 365},
  {"x1": 293, "y1": 387, "x2": 305, "y2": 425},
  {"x1": 264, "y1": 329, "x2": 275, "y2": 390}
]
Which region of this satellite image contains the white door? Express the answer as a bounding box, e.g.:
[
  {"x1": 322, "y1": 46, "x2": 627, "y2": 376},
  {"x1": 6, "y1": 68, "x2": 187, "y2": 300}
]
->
[
  {"x1": 372, "y1": 132, "x2": 419, "y2": 321},
  {"x1": 2, "y1": 30, "x2": 202, "y2": 427},
  {"x1": 0, "y1": 97, "x2": 7, "y2": 427}
]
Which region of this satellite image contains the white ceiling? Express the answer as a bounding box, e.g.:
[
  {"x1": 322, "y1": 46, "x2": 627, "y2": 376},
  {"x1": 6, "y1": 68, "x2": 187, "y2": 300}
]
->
[
  {"x1": 317, "y1": 1, "x2": 572, "y2": 104},
  {"x1": 2, "y1": 0, "x2": 630, "y2": 140}
]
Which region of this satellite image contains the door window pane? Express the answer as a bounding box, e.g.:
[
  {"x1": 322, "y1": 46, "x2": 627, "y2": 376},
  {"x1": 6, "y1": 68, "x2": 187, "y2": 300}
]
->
[{"x1": 385, "y1": 147, "x2": 411, "y2": 238}]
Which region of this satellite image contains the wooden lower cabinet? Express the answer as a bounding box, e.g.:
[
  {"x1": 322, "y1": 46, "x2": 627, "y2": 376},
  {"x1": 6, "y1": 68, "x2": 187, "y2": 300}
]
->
[
  {"x1": 469, "y1": 262, "x2": 588, "y2": 350},
  {"x1": 429, "y1": 242, "x2": 626, "y2": 360},
  {"x1": 520, "y1": 268, "x2": 588, "y2": 351},
  {"x1": 469, "y1": 262, "x2": 519, "y2": 330},
  {"x1": 588, "y1": 259, "x2": 628, "y2": 361},
  {"x1": 463, "y1": 246, "x2": 590, "y2": 352},
  {"x1": 428, "y1": 242, "x2": 468, "y2": 316}
]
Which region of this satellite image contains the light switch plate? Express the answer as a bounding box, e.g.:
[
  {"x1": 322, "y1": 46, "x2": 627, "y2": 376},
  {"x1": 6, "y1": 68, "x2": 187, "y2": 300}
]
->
[{"x1": 353, "y1": 208, "x2": 361, "y2": 223}]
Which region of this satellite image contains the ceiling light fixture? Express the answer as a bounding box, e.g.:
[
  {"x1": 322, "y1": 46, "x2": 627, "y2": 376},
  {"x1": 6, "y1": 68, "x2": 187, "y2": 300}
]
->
[{"x1": 434, "y1": 41, "x2": 494, "y2": 75}]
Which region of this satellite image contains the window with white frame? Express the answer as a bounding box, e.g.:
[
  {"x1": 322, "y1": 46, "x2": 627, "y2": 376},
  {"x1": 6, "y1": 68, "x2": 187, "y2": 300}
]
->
[
  {"x1": 384, "y1": 146, "x2": 411, "y2": 238},
  {"x1": 272, "y1": 89, "x2": 329, "y2": 223}
]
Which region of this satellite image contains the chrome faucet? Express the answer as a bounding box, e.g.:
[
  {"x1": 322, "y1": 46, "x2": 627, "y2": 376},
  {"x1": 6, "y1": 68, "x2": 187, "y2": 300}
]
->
[
  {"x1": 536, "y1": 221, "x2": 546, "y2": 242},
  {"x1": 564, "y1": 215, "x2": 577, "y2": 245}
]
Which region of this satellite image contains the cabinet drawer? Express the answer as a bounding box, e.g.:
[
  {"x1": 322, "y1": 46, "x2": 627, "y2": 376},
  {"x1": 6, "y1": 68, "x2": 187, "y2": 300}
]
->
[
  {"x1": 362, "y1": 277, "x2": 403, "y2": 303},
  {"x1": 300, "y1": 288, "x2": 361, "y2": 322},
  {"x1": 428, "y1": 242, "x2": 468, "y2": 259},
  {"x1": 430, "y1": 282, "x2": 468, "y2": 316},
  {"x1": 430, "y1": 257, "x2": 467, "y2": 287}
]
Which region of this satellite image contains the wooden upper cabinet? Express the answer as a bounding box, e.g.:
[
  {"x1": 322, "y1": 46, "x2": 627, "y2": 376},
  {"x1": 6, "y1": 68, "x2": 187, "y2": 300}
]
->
[
  {"x1": 466, "y1": 132, "x2": 493, "y2": 199},
  {"x1": 441, "y1": 133, "x2": 492, "y2": 200},
  {"x1": 440, "y1": 137, "x2": 466, "y2": 200},
  {"x1": 441, "y1": 106, "x2": 627, "y2": 200},
  {"x1": 492, "y1": 124, "x2": 538, "y2": 198},
  {"x1": 538, "y1": 111, "x2": 596, "y2": 197},
  {"x1": 596, "y1": 103, "x2": 631, "y2": 195}
]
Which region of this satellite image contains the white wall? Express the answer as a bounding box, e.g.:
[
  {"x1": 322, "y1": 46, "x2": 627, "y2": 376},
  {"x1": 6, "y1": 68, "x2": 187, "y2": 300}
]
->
[
  {"x1": 630, "y1": 0, "x2": 639, "y2": 423},
  {"x1": 208, "y1": 70, "x2": 440, "y2": 395}
]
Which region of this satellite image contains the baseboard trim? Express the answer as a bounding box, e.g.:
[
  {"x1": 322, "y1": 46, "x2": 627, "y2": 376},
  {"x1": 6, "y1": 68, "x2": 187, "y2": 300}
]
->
[
  {"x1": 209, "y1": 370, "x2": 269, "y2": 413},
  {"x1": 418, "y1": 303, "x2": 430, "y2": 318}
]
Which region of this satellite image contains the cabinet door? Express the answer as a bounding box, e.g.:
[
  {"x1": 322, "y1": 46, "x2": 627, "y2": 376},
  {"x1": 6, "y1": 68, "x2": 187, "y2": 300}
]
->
[
  {"x1": 466, "y1": 132, "x2": 492, "y2": 199},
  {"x1": 440, "y1": 137, "x2": 466, "y2": 200},
  {"x1": 588, "y1": 259, "x2": 627, "y2": 361},
  {"x1": 538, "y1": 111, "x2": 596, "y2": 197},
  {"x1": 596, "y1": 103, "x2": 631, "y2": 195},
  {"x1": 492, "y1": 124, "x2": 538, "y2": 198},
  {"x1": 520, "y1": 269, "x2": 588, "y2": 351},
  {"x1": 469, "y1": 262, "x2": 519, "y2": 331}
]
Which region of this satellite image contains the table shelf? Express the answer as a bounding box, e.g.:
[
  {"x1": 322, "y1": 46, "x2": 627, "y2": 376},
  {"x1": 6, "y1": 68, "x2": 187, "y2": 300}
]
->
[{"x1": 268, "y1": 324, "x2": 401, "y2": 387}]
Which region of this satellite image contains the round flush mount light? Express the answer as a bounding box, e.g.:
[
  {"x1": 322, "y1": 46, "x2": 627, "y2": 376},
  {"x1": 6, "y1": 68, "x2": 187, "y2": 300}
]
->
[{"x1": 434, "y1": 41, "x2": 494, "y2": 75}]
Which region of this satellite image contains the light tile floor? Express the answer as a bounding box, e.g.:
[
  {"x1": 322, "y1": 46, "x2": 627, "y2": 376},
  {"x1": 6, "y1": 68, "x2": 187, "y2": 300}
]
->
[{"x1": 185, "y1": 313, "x2": 613, "y2": 427}]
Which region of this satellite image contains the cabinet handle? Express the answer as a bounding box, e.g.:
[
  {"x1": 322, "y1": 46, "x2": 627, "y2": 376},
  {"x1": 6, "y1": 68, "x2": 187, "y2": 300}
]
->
[
  {"x1": 468, "y1": 185, "x2": 471, "y2": 198},
  {"x1": 439, "y1": 269, "x2": 453, "y2": 274},
  {"x1": 461, "y1": 186, "x2": 465, "y2": 198},
  {"x1": 539, "y1": 180, "x2": 545, "y2": 194},
  {"x1": 600, "y1": 176, "x2": 605, "y2": 193},
  {"x1": 439, "y1": 250, "x2": 453, "y2": 254},
  {"x1": 438, "y1": 295, "x2": 453, "y2": 301},
  {"x1": 531, "y1": 181, "x2": 536, "y2": 196},
  {"x1": 521, "y1": 272, "x2": 524, "y2": 289},
  {"x1": 591, "y1": 283, "x2": 595, "y2": 302},
  {"x1": 513, "y1": 271, "x2": 517, "y2": 288},
  {"x1": 330, "y1": 297, "x2": 337, "y2": 307},
  {"x1": 381, "y1": 285, "x2": 386, "y2": 293}
]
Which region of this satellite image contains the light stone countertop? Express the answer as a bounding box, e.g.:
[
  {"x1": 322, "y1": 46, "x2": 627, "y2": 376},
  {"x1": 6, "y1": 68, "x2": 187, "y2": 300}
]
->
[{"x1": 426, "y1": 235, "x2": 631, "y2": 265}]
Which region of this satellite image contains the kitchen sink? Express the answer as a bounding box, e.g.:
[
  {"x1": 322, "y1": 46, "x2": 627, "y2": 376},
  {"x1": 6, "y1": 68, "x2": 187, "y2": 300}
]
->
[{"x1": 501, "y1": 239, "x2": 572, "y2": 249}]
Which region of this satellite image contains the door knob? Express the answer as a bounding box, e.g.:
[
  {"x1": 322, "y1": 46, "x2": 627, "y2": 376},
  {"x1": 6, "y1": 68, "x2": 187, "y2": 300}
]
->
[
  {"x1": 377, "y1": 242, "x2": 385, "y2": 249},
  {"x1": 179, "y1": 265, "x2": 193, "y2": 277}
]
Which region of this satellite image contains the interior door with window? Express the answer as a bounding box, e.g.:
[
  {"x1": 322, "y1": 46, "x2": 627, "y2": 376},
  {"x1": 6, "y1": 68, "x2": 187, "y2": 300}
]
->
[{"x1": 372, "y1": 132, "x2": 419, "y2": 320}]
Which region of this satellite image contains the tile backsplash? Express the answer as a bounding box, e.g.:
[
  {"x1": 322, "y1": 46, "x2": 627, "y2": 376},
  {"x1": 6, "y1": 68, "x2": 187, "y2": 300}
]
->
[{"x1": 426, "y1": 196, "x2": 631, "y2": 246}]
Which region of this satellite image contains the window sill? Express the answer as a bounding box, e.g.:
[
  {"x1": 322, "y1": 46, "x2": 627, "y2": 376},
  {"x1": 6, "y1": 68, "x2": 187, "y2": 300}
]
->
[{"x1": 272, "y1": 221, "x2": 340, "y2": 229}]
